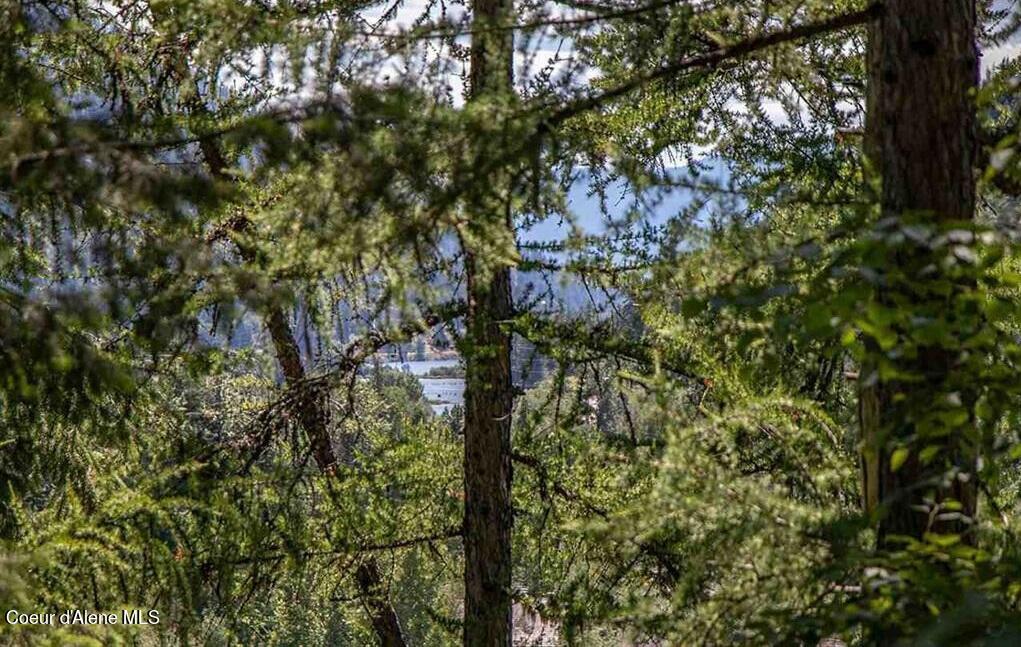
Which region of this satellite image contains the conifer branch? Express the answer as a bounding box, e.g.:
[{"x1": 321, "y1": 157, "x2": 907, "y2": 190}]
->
[{"x1": 540, "y1": 3, "x2": 882, "y2": 127}]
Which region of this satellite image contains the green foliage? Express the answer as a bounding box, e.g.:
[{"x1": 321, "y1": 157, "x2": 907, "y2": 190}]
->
[{"x1": 2, "y1": 0, "x2": 1021, "y2": 644}]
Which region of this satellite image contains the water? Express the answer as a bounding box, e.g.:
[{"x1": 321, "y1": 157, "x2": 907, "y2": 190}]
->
[
  {"x1": 385, "y1": 360, "x2": 464, "y2": 414},
  {"x1": 422, "y1": 376, "x2": 465, "y2": 415},
  {"x1": 421, "y1": 378, "x2": 464, "y2": 401},
  {"x1": 384, "y1": 359, "x2": 460, "y2": 376}
]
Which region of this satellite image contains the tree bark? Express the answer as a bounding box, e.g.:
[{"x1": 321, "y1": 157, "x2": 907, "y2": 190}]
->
[
  {"x1": 463, "y1": 257, "x2": 514, "y2": 647},
  {"x1": 861, "y1": 0, "x2": 979, "y2": 545},
  {"x1": 462, "y1": 0, "x2": 515, "y2": 644}
]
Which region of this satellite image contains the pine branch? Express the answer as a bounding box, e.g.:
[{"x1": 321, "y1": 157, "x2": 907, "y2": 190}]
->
[
  {"x1": 4, "y1": 100, "x2": 348, "y2": 176},
  {"x1": 509, "y1": 312, "x2": 702, "y2": 380},
  {"x1": 540, "y1": 3, "x2": 882, "y2": 128},
  {"x1": 356, "y1": 0, "x2": 688, "y2": 42}
]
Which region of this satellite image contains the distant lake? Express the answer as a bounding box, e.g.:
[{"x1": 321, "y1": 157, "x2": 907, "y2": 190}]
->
[
  {"x1": 421, "y1": 378, "x2": 465, "y2": 415},
  {"x1": 386, "y1": 360, "x2": 464, "y2": 414},
  {"x1": 385, "y1": 359, "x2": 460, "y2": 376}
]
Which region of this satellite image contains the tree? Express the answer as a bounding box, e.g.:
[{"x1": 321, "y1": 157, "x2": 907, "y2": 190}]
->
[
  {"x1": 4, "y1": 0, "x2": 1021, "y2": 645},
  {"x1": 461, "y1": 0, "x2": 517, "y2": 642},
  {"x1": 201, "y1": 117, "x2": 409, "y2": 647},
  {"x1": 859, "y1": 0, "x2": 980, "y2": 544}
]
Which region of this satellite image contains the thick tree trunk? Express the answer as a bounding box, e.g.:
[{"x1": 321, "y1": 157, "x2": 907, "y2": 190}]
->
[
  {"x1": 861, "y1": 0, "x2": 979, "y2": 545},
  {"x1": 463, "y1": 0, "x2": 515, "y2": 644},
  {"x1": 463, "y1": 258, "x2": 514, "y2": 647}
]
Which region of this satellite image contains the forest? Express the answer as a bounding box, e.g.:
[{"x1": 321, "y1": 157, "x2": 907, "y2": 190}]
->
[{"x1": 2, "y1": 0, "x2": 1021, "y2": 645}]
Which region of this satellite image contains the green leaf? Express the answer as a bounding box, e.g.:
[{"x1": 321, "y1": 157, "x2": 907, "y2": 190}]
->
[
  {"x1": 890, "y1": 447, "x2": 910, "y2": 472},
  {"x1": 918, "y1": 445, "x2": 941, "y2": 465}
]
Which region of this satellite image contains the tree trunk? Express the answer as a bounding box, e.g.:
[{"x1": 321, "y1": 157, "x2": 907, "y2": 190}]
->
[
  {"x1": 263, "y1": 309, "x2": 407, "y2": 647},
  {"x1": 463, "y1": 258, "x2": 514, "y2": 647},
  {"x1": 861, "y1": 0, "x2": 979, "y2": 545},
  {"x1": 200, "y1": 142, "x2": 407, "y2": 647},
  {"x1": 463, "y1": 0, "x2": 515, "y2": 644}
]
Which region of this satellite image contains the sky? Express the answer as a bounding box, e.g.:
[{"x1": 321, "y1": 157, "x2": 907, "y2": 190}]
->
[{"x1": 352, "y1": 0, "x2": 1021, "y2": 237}]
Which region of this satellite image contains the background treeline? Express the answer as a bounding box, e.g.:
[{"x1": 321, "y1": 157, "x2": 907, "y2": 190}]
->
[{"x1": 1, "y1": 0, "x2": 1021, "y2": 645}]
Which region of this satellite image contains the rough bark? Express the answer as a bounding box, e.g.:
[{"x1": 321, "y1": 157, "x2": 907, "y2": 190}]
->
[
  {"x1": 463, "y1": 257, "x2": 515, "y2": 647},
  {"x1": 462, "y1": 0, "x2": 515, "y2": 643},
  {"x1": 861, "y1": 0, "x2": 979, "y2": 544}
]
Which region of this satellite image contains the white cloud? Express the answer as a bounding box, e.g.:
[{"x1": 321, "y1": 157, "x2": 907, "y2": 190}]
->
[{"x1": 982, "y1": 43, "x2": 1021, "y2": 77}]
